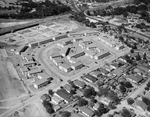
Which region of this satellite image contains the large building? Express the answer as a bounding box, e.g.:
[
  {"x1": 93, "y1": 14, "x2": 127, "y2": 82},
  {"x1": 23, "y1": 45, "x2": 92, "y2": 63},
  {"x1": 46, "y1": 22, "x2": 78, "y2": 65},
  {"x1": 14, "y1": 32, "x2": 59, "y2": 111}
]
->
[
  {"x1": 15, "y1": 45, "x2": 28, "y2": 55},
  {"x1": 33, "y1": 72, "x2": 52, "y2": 89},
  {"x1": 94, "y1": 51, "x2": 111, "y2": 60},
  {"x1": 71, "y1": 61, "x2": 84, "y2": 70},
  {"x1": 59, "y1": 63, "x2": 72, "y2": 73},
  {"x1": 67, "y1": 51, "x2": 85, "y2": 60}
]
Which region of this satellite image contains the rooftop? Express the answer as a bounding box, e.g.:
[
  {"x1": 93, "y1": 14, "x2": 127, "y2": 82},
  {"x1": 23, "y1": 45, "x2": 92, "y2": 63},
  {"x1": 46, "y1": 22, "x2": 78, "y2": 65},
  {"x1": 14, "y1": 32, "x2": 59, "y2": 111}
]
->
[
  {"x1": 79, "y1": 106, "x2": 94, "y2": 117},
  {"x1": 73, "y1": 79, "x2": 86, "y2": 89},
  {"x1": 83, "y1": 74, "x2": 98, "y2": 83}
]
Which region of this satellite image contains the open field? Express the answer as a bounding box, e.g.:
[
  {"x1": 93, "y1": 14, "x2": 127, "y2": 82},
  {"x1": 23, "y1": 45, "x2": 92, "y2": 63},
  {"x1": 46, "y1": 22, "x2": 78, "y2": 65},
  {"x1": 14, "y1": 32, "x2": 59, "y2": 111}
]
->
[
  {"x1": 8, "y1": 104, "x2": 42, "y2": 117},
  {"x1": 0, "y1": 58, "x2": 27, "y2": 108}
]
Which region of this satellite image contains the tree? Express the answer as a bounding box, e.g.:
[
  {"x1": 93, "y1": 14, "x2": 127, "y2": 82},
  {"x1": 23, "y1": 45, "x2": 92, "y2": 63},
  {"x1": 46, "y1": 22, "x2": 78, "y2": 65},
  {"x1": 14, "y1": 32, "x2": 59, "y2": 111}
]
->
[
  {"x1": 48, "y1": 89, "x2": 54, "y2": 96},
  {"x1": 120, "y1": 85, "x2": 126, "y2": 94},
  {"x1": 61, "y1": 111, "x2": 71, "y2": 117},
  {"x1": 77, "y1": 98, "x2": 88, "y2": 107},
  {"x1": 136, "y1": 53, "x2": 141, "y2": 61},
  {"x1": 125, "y1": 82, "x2": 133, "y2": 88},
  {"x1": 147, "y1": 104, "x2": 150, "y2": 112},
  {"x1": 97, "y1": 103, "x2": 108, "y2": 114},
  {"x1": 43, "y1": 100, "x2": 51, "y2": 107},
  {"x1": 98, "y1": 87, "x2": 108, "y2": 97},
  {"x1": 94, "y1": 110, "x2": 103, "y2": 117},
  {"x1": 107, "y1": 90, "x2": 120, "y2": 104},
  {"x1": 130, "y1": 49, "x2": 134, "y2": 53},
  {"x1": 145, "y1": 87, "x2": 149, "y2": 91},
  {"x1": 147, "y1": 81, "x2": 150, "y2": 87},
  {"x1": 83, "y1": 87, "x2": 96, "y2": 98},
  {"x1": 142, "y1": 97, "x2": 150, "y2": 105},
  {"x1": 127, "y1": 98, "x2": 135, "y2": 105},
  {"x1": 121, "y1": 108, "x2": 131, "y2": 117},
  {"x1": 46, "y1": 105, "x2": 54, "y2": 114}
]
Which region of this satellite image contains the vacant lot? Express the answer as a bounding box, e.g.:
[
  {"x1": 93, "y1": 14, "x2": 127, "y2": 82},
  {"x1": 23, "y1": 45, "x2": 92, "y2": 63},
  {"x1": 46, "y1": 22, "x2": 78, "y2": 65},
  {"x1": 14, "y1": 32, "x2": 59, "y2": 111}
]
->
[
  {"x1": 0, "y1": 58, "x2": 27, "y2": 108},
  {"x1": 8, "y1": 104, "x2": 42, "y2": 117}
]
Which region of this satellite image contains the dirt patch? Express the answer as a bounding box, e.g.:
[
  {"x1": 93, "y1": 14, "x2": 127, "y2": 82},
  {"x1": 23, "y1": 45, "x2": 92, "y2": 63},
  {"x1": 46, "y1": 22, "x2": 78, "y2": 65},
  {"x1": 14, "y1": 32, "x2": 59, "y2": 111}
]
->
[
  {"x1": 0, "y1": 58, "x2": 27, "y2": 107},
  {"x1": 8, "y1": 104, "x2": 41, "y2": 117}
]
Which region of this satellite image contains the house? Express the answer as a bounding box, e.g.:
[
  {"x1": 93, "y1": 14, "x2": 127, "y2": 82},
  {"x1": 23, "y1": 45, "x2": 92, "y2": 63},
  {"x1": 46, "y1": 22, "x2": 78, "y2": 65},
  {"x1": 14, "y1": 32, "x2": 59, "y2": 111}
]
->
[
  {"x1": 103, "y1": 64, "x2": 114, "y2": 72},
  {"x1": 59, "y1": 63, "x2": 72, "y2": 73},
  {"x1": 100, "y1": 97, "x2": 112, "y2": 106},
  {"x1": 53, "y1": 105, "x2": 61, "y2": 112},
  {"x1": 63, "y1": 84, "x2": 74, "y2": 93},
  {"x1": 133, "y1": 68, "x2": 147, "y2": 76},
  {"x1": 110, "y1": 63, "x2": 120, "y2": 69},
  {"x1": 76, "y1": 89, "x2": 83, "y2": 96},
  {"x1": 89, "y1": 70, "x2": 101, "y2": 78},
  {"x1": 54, "y1": 89, "x2": 72, "y2": 104},
  {"x1": 71, "y1": 62, "x2": 85, "y2": 70},
  {"x1": 79, "y1": 106, "x2": 94, "y2": 117},
  {"x1": 98, "y1": 67, "x2": 109, "y2": 75},
  {"x1": 51, "y1": 95, "x2": 63, "y2": 105},
  {"x1": 126, "y1": 75, "x2": 143, "y2": 84},
  {"x1": 118, "y1": 56, "x2": 127, "y2": 63},
  {"x1": 82, "y1": 74, "x2": 98, "y2": 83},
  {"x1": 93, "y1": 103, "x2": 99, "y2": 110},
  {"x1": 144, "y1": 91, "x2": 150, "y2": 99},
  {"x1": 40, "y1": 94, "x2": 51, "y2": 102},
  {"x1": 135, "y1": 100, "x2": 148, "y2": 111},
  {"x1": 73, "y1": 79, "x2": 86, "y2": 89}
]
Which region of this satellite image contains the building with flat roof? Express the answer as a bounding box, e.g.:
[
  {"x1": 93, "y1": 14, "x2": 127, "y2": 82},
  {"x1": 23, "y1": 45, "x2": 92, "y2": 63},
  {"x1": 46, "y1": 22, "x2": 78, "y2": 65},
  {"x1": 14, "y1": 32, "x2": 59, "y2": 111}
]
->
[
  {"x1": 28, "y1": 42, "x2": 39, "y2": 49},
  {"x1": 49, "y1": 52, "x2": 62, "y2": 60},
  {"x1": 20, "y1": 65, "x2": 28, "y2": 75},
  {"x1": 39, "y1": 38, "x2": 53, "y2": 45},
  {"x1": 79, "y1": 106, "x2": 94, "y2": 117},
  {"x1": 28, "y1": 67, "x2": 41, "y2": 77},
  {"x1": 22, "y1": 61, "x2": 36, "y2": 66},
  {"x1": 37, "y1": 72, "x2": 50, "y2": 79},
  {"x1": 54, "y1": 35, "x2": 68, "y2": 41},
  {"x1": 71, "y1": 61, "x2": 84, "y2": 70},
  {"x1": 33, "y1": 76, "x2": 51, "y2": 89},
  {"x1": 52, "y1": 57, "x2": 63, "y2": 66},
  {"x1": 67, "y1": 51, "x2": 85, "y2": 60},
  {"x1": 59, "y1": 63, "x2": 72, "y2": 73},
  {"x1": 15, "y1": 45, "x2": 28, "y2": 55},
  {"x1": 94, "y1": 51, "x2": 111, "y2": 60},
  {"x1": 60, "y1": 47, "x2": 70, "y2": 57},
  {"x1": 85, "y1": 50, "x2": 97, "y2": 59}
]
